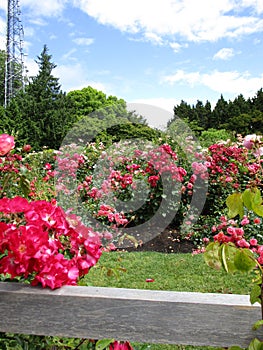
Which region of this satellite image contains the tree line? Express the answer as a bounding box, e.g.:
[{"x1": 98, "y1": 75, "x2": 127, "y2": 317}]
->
[
  {"x1": 1, "y1": 45, "x2": 263, "y2": 151},
  {"x1": 169, "y1": 91, "x2": 263, "y2": 136},
  {"x1": 0, "y1": 46, "x2": 152, "y2": 150}
]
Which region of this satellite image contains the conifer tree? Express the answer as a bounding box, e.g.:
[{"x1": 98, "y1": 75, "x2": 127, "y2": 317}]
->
[{"x1": 5, "y1": 45, "x2": 73, "y2": 150}]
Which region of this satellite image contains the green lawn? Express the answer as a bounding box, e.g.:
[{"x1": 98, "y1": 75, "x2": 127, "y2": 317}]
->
[
  {"x1": 81, "y1": 251, "x2": 254, "y2": 350},
  {"x1": 82, "y1": 251, "x2": 253, "y2": 294}
]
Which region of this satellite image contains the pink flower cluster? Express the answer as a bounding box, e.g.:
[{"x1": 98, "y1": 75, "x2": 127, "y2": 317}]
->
[
  {"x1": 97, "y1": 204, "x2": 128, "y2": 227},
  {"x1": 206, "y1": 139, "x2": 263, "y2": 191},
  {"x1": 0, "y1": 134, "x2": 15, "y2": 156},
  {"x1": 243, "y1": 134, "x2": 263, "y2": 156},
  {"x1": 208, "y1": 215, "x2": 263, "y2": 264},
  {"x1": 109, "y1": 341, "x2": 133, "y2": 350},
  {"x1": 0, "y1": 196, "x2": 102, "y2": 289}
]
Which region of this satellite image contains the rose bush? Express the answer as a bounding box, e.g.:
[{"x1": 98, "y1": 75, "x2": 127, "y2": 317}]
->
[
  {"x1": 54, "y1": 138, "x2": 209, "y2": 248},
  {"x1": 0, "y1": 136, "x2": 103, "y2": 289},
  {"x1": 192, "y1": 135, "x2": 263, "y2": 244},
  {"x1": 203, "y1": 135, "x2": 263, "y2": 350},
  {"x1": 0, "y1": 196, "x2": 102, "y2": 289},
  {"x1": 0, "y1": 136, "x2": 136, "y2": 349}
]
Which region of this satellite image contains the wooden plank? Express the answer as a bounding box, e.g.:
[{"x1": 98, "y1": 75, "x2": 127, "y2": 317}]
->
[{"x1": 0, "y1": 282, "x2": 262, "y2": 347}]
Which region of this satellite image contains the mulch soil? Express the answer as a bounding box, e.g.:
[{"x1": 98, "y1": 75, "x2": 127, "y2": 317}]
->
[{"x1": 121, "y1": 227, "x2": 195, "y2": 254}]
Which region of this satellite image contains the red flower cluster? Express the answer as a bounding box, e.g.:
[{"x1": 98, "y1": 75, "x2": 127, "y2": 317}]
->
[
  {"x1": 109, "y1": 341, "x2": 133, "y2": 350},
  {"x1": 0, "y1": 196, "x2": 102, "y2": 289},
  {"x1": 209, "y1": 215, "x2": 263, "y2": 264},
  {"x1": 207, "y1": 143, "x2": 247, "y2": 176}
]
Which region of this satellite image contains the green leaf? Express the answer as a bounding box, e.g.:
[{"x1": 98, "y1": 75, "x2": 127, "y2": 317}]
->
[
  {"x1": 252, "y1": 188, "x2": 263, "y2": 206},
  {"x1": 203, "y1": 242, "x2": 222, "y2": 270},
  {"x1": 248, "y1": 338, "x2": 263, "y2": 350},
  {"x1": 234, "y1": 249, "x2": 256, "y2": 272},
  {"x1": 250, "y1": 284, "x2": 262, "y2": 305},
  {"x1": 242, "y1": 188, "x2": 263, "y2": 216},
  {"x1": 228, "y1": 346, "x2": 243, "y2": 350},
  {"x1": 242, "y1": 188, "x2": 254, "y2": 210},
  {"x1": 95, "y1": 339, "x2": 115, "y2": 350},
  {"x1": 253, "y1": 320, "x2": 263, "y2": 331},
  {"x1": 19, "y1": 175, "x2": 31, "y2": 197},
  {"x1": 253, "y1": 205, "x2": 263, "y2": 217},
  {"x1": 220, "y1": 243, "x2": 238, "y2": 273},
  {"x1": 226, "y1": 192, "x2": 244, "y2": 218}
]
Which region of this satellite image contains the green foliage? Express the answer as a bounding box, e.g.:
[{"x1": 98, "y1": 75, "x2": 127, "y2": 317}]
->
[
  {"x1": 68, "y1": 86, "x2": 126, "y2": 117},
  {"x1": 96, "y1": 122, "x2": 161, "y2": 145},
  {"x1": 169, "y1": 89, "x2": 263, "y2": 136},
  {"x1": 229, "y1": 338, "x2": 263, "y2": 350},
  {"x1": 199, "y1": 128, "x2": 233, "y2": 148},
  {"x1": 227, "y1": 188, "x2": 263, "y2": 219},
  {"x1": 4, "y1": 45, "x2": 74, "y2": 150},
  {"x1": 95, "y1": 339, "x2": 115, "y2": 350},
  {"x1": 0, "y1": 333, "x2": 95, "y2": 349},
  {"x1": 204, "y1": 242, "x2": 256, "y2": 274},
  {"x1": 226, "y1": 192, "x2": 244, "y2": 218}
]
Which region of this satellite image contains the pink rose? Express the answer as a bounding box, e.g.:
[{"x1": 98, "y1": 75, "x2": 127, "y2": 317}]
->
[
  {"x1": 22, "y1": 144, "x2": 31, "y2": 152},
  {"x1": 0, "y1": 134, "x2": 15, "y2": 156},
  {"x1": 243, "y1": 134, "x2": 261, "y2": 150},
  {"x1": 237, "y1": 238, "x2": 250, "y2": 248},
  {"x1": 250, "y1": 238, "x2": 258, "y2": 246},
  {"x1": 241, "y1": 216, "x2": 250, "y2": 226}
]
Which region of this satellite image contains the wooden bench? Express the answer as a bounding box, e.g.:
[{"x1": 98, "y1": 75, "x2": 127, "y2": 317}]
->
[{"x1": 0, "y1": 282, "x2": 262, "y2": 348}]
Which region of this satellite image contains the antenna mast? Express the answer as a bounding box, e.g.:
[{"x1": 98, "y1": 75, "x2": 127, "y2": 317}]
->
[{"x1": 4, "y1": 0, "x2": 25, "y2": 107}]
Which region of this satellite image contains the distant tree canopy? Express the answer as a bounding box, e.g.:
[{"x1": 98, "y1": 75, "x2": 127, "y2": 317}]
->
[
  {"x1": 0, "y1": 46, "x2": 146, "y2": 150},
  {"x1": 168, "y1": 90, "x2": 263, "y2": 136},
  {"x1": 1, "y1": 45, "x2": 263, "y2": 150},
  {"x1": 1, "y1": 45, "x2": 74, "y2": 150}
]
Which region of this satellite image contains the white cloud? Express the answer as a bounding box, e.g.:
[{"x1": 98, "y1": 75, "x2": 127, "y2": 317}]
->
[
  {"x1": 163, "y1": 69, "x2": 200, "y2": 87},
  {"x1": 144, "y1": 32, "x2": 164, "y2": 45},
  {"x1": 73, "y1": 0, "x2": 263, "y2": 43},
  {"x1": 62, "y1": 48, "x2": 77, "y2": 60},
  {"x1": 162, "y1": 69, "x2": 263, "y2": 97},
  {"x1": 169, "y1": 42, "x2": 187, "y2": 53},
  {"x1": 24, "y1": 57, "x2": 39, "y2": 77},
  {"x1": 213, "y1": 48, "x2": 235, "y2": 60},
  {"x1": 21, "y1": 0, "x2": 67, "y2": 18},
  {"x1": 0, "y1": 16, "x2": 5, "y2": 50},
  {"x1": 0, "y1": 0, "x2": 6, "y2": 12},
  {"x1": 28, "y1": 18, "x2": 47, "y2": 26},
  {"x1": 72, "y1": 37, "x2": 94, "y2": 46},
  {"x1": 54, "y1": 62, "x2": 111, "y2": 94}
]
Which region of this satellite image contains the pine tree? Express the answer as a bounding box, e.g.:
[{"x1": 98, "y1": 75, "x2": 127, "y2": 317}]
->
[{"x1": 5, "y1": 45, "x2": 73, "y2": 150}]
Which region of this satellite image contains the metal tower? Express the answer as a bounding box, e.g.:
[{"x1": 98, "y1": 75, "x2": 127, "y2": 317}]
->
[{"x1": 4, "y1": 0, "x2": 25, "y2": 106}]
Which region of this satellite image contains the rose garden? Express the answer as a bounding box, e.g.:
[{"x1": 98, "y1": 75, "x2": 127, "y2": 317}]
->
[{"x1": 1, "y1": 127, "x2": 263, "y2": 349}]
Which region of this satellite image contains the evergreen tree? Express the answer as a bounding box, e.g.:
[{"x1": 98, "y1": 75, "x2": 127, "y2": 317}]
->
[
  {"x1": 211, "y1": 95, "x2": 229, "y2": 129},
  {"x1": 169, "y1": 100, "x2": 194, "y2": 126},
  {"x1": 5, "y1": 45, "x2": 73, "y2": 150},
  {"x1": 203, "y1": 100, "x2": 212, "y2": 129},
  {"x1": 252, "y1": 88, "x2": 263, "y2": 113}
]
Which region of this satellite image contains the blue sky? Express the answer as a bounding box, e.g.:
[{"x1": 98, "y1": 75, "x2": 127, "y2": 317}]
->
[{"x1": 0, "y1": 0, "x2": 263, "y2": 127}]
